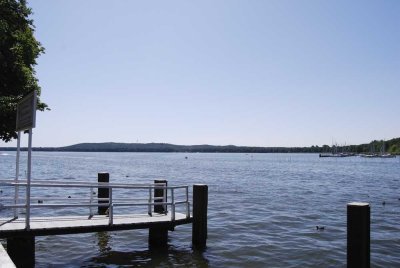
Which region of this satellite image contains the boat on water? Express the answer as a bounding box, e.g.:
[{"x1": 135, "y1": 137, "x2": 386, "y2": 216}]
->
[
  {"x1": 380, "y1": 154, "x2": 396, "y2": 158},
  {"x1": 319, "y1": 142, "x2": 356, "y2": 158},
  {"x1": 360, "y1": 141, "x2": 396, "y2": 158},
  {"x1": 359, "y1": 153, "x2": 396, "y2": 158},
  {"x1": 319, "y1": 153, "x2": 355, "y2": 158}
]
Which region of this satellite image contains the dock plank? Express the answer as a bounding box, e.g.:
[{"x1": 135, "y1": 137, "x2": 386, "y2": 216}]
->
[
  {"x1": 0, "y1": 213, "x2": 192, "y2": 238},
  {"x1": 0, "y1": 243, "x2": 16, "y2": 268}
]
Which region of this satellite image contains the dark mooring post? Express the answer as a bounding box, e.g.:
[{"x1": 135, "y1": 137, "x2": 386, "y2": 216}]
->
[
  {"x1": 347, "y1": 202, "x2": 370, "y2": 268},
  {"x1": 98, "y1": 172, "x2": 109, "y2": 215},
  {"x1": 192, "y1": 184, "x2": 208, "y2": 249},
  {"x1": 154, "y1": 179, "x2": 167, "y2": 214},
  {"x1": 7, "y1": 235, "x2": 35, "y2": 267},
  {"x1": 149, "y1": 180, "x2": 168, "y2": 248},
  {"x1": 148, "y1": 225, "x2": 169, "y2": 248}
]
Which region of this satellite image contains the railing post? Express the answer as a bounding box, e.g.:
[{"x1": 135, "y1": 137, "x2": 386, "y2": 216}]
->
[
  {"x1": 192, "y1": 184, "x2": 208, "y2": 249},
  {"x1": 347, "y1": 202, "x2": 370, "y2": 268},
  {"x1": 98, "y1": 173, "x2": 109, "y2": 215},
  {"x1": 108, "y1": 188, "x2": 113, "y2": 225},
  {"x1": 148, "y1": 187, "x2": 152, "y2": 216},
  {"x1": 149, "y1": 226, "x2": 168, "y2": 249},
  {"x1": 89, "y1": 186, "x2": 93, "y2": 217},
  {"x1": 186, "y1": 186, "x2": 190, "y2": 218},
  {"x1": 25, "y1": 129, "x2": 33, "y2": 230},
  {"x1": 171, "y1": 188, "x2": 175, "y2": 221},
  {"x1": 14, "y1": 130, "x2": 21, "y2": 218},
  {"x1": 154, "y1": 180, "x2": 167, "y2": 214},
  {"x1": 149, "y1": 180, "x2": 169, "y2": 248}
]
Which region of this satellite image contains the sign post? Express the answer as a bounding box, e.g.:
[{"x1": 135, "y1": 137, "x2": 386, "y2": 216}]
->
[{"x1": 15, "y1": 91, "x2": 37, "y2": 230}]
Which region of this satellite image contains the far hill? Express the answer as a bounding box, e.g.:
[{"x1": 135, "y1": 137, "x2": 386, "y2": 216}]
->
[
  {"x1": 1, "y1": 138, "x2": 400, "y2": 154},
  {"x1": 57, "y1": 142, "x2": 294, "y2": 153}
]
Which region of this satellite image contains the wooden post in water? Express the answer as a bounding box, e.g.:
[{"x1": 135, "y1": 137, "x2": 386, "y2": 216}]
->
[
  {"x1": 154, "y1": 179, "x2": 167, "y2": 214},
  {"x1": 148, "y1": 225, "x2": 169, "y2": 248},
  {"x1": 7, "y1": 235, "x2": 35, "y2": 267},
  {"x1": 192, "y1": 184, "x2": 208, "y2": 249},
  {"x1": 347, "y1": 202, "x2": 370, "y2": 268},
  {"x1": 98, "y1": 173, "x2": 109, "y2": 215},
  {"x1": 149, "y1": 180, "x2": 168, "y2": 247}
]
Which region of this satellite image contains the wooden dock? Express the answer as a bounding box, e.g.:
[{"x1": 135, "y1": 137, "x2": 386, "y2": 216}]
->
[
  {"x1": 0, "y1": 212, "x2": 191, "y2": 238},
  {"x1": 0, "y1": 176, "x2": 208, "y2": 267}
]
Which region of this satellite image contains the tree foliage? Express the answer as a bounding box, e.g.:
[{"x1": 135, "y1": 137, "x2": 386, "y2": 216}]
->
[{"x1": 0, "y1": 0, "x2": 47, "y2": 142}]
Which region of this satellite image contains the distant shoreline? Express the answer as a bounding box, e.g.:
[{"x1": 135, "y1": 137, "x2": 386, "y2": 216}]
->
[
  {"x1": 0, "y1": 142, "x2": 325, "y2": 153},
  {"x1": 1, "y1": 139, "x2": 399, "y2": 154}
]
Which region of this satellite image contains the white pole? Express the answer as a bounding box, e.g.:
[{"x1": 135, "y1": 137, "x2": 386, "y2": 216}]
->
[
  {"x1": 14, "y1": 131, "x2": 21, "y2": 218},
  {"x1": 89, "y1": 187, "x2": 93, "y2": 217},
  {"x1": 148, "y1": 187, "x2": 152, "y2": 216},
  {"x1": 25, "y1": 129, "x2": 33, "y2": 230},
  {"x1": 171, "y1": 188, "x2": 175, "y2": 221},
  {"x1": 186, "y1": 186, "x2": 190, "y2": 218},
  {"x1": 108, "y1": 188, "x2": 113, "y2": 225}
]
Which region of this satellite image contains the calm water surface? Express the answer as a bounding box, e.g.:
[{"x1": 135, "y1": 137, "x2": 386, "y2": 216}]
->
[{"x1": 1, "y1": 152, "x2": 400, "y2": 267}]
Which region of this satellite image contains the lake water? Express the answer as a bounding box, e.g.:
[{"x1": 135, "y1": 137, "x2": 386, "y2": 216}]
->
[{"x1": 1, "y1": 152, "x2": 400, "y2": 267}]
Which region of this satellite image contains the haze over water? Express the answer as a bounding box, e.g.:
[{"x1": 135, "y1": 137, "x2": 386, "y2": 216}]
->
[{"x1": 1, "y1": 152, "x2": 399, "y2": 267}]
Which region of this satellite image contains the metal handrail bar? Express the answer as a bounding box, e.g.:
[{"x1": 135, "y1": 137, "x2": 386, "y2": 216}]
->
[
  {"x1": 0, "y1": 178, "x2": 168, "y2": 186},
  {"x1": 0, "y1": 197, "x2": 163, "y2": 202},
  {"x1": 0, "y1": 179, "x2": 190, "y2": 227},
  {"x1": 0, "y1": 182, "x2": 187, "y2": 190},
  {"x1": 1, "y1": 201, "x2": 175, "y2": 209},
  {"x1": 174, "y1": 201, "x2": 189, "y2": 205},
  {"x1": 0, "y1": 179, "x2": 172, "y2": 188},
  {"x1": 0, "y1": 199, "x2": 188, "y2": 206}
]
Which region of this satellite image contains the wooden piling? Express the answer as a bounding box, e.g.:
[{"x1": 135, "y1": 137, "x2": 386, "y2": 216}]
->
[
  {"x1": 148, "y1": 180, "x2": 169, "y2": 247},
  {"x1": 98, "y1": 173, "x2": 109, "y2": 215},
  {"x1": 148, "y1": 226, "x2": 168, "y2": 248},
  {"x1": 154, "y1": 180, "x2": 167, "y2": 214},
  {"x1": 192, "y1": 184, "x2": 208, "y2": 249},
  {"x1": 7, "y1": 235, "x2": 35, "y2": 268},
  {"x1": 347, "y1": 202, "x2": 370, "y2": 268}
]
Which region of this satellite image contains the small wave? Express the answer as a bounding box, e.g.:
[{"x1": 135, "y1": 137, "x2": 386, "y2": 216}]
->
[{"x1": 0, "y1": 153, "x2": 10, "y2": 156}]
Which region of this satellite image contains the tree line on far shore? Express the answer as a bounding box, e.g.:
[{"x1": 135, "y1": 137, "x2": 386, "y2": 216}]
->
[{"x1": 2, "y1": 137, "x2": 400, "y2": 154}]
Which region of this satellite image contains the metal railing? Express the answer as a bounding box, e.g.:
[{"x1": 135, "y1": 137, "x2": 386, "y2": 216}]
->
[{"x1": 0, "y1": 179, "x2": 190, "y2": 230}]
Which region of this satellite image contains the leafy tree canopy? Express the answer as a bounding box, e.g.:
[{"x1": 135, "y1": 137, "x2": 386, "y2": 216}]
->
[{"x1": 0, "y1": 0, "x2": 47, "y2": 142}]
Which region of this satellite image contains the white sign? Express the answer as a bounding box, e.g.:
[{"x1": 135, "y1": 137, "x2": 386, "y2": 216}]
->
[{"x1": 16, "y1": 91, "x2": 37, "y2": 131}]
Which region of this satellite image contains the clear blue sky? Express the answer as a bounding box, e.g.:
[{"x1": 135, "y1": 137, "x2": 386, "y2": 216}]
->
[{"x1": 2, "y1": 0, "x2": 399, "y2": 147}]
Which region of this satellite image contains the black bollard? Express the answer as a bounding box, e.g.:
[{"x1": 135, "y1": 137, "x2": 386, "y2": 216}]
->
[
  {"x1": 347, "y1": 202, "x2": 370, "y2": 268},
  {"x1": 149, "y1": 226, "x2": 168, "y2": 248},
  {"x1": 98, "y1": 173, "x2": 109, "y2": 215},
  {"x1": 154, "y1": 180, "x2": 167, "y2": 214},
  {"x1": 192, "y1": 184, "x2": 208, "y2": 249}
]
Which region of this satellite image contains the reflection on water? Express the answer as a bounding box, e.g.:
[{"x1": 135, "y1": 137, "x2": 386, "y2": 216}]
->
[
  {"x1": 84, "y1": 245, "x2": 209, "y2": 267},
  {"x1": 91, "y1": 229, "x2": 209, "y2": 267},
  {"x1": 97, "y1": 232, "x2": 111, "y2": 254}
]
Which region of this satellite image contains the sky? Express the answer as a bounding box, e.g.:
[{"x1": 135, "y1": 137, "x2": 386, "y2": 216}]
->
[{"x1": 1, "y1": 0, "x2": 399, "y2": 147}]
